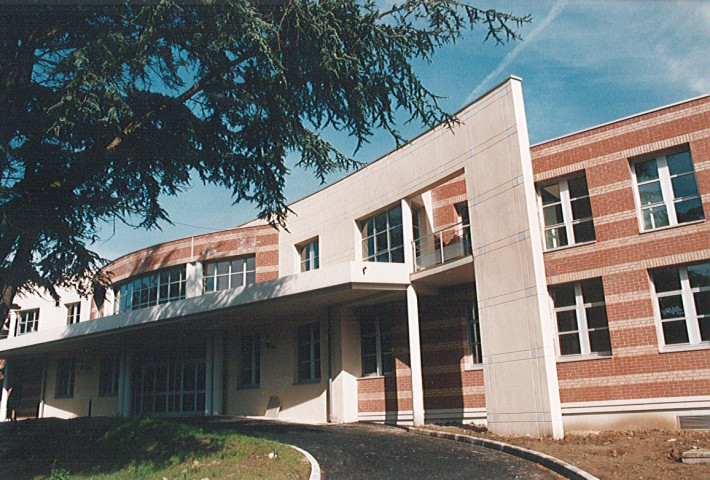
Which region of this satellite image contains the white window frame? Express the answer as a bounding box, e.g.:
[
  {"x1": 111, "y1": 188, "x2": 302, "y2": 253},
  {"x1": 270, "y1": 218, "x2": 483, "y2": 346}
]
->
[
  {"x1": 359, "y1": 205, "x2": 405, "y2": 263},
  {"x1": 466, "y1": 302, "x2": 483, "y2": 367},
  {"x1": 631, "y1": 150, "x2": 704, "y2": 232},
  {"x1": 240, "y1": 334, "x2": 261, "y2": 388},
  {"x1": 16, "y1": 309, "x2": 39, "y2": 336},
  {"x1": 114, "y1": 265, "x2": 186, "y2": 313},
  {"x1": 66, "y1": 302, "x2": 81, "y2": 325},
  {"x1": 651, "y1": 263, "x2": 710, "y2": 352},
  {"x1": 203, "y1": 255, "x2": 256, "y2": 293},
  {"x1": 297, "y1": 322, "x2": 321, "y2": 383},
  {"x1": 298, "y1": 238, "x2": 319, "y2": 272},
  {"x1": 539, "y1": 175, "x2": 595, "y2": 250},
  {"x1": 550, "y1": 279, "x2": 611, "y2": 359},
  {"x1": 361, "y1": 316, "x2": 393, "y2": 377}
]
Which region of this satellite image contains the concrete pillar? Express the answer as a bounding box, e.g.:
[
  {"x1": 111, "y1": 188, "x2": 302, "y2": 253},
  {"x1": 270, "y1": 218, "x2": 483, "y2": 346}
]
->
[
  {"x1": 121, "y1": 353, "x2": 133, "y2": 417},
  {"x1": 212, "y1": 333, "x2": 224, "y2": 416},
  {"x1": 406, "y1": 285, "x2": 425, "y2": 426},
  {"x1": 38, "y1": 358, "x2": 47, "y2": 418},
  {"x1": 401, "y1": 198, "x2": 415, "y2": 269},
  {"x1": 186, "y1": 262, "x2": 203, "y2": 298},
  {"x1": 117, "y1": 353, "x2": 126, "y2": 417},
  {"x1": 0, "y1": 360, "x2": 10, "y2": 421},
  {"x1": 328, "y1": 307, "x2": 360, "y2": 423},
  {"x1": 205, "y1": 334, "x2": 214, "y2": 416},
  {"x1": 465, "y1": 79, "x2": 563, "y2": 438}
]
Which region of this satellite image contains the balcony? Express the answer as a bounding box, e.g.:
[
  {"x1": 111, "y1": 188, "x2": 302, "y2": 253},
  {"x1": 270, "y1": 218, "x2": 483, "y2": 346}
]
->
[{"x1": 413, "y1": 221, "x2": 472, "y2": 271}]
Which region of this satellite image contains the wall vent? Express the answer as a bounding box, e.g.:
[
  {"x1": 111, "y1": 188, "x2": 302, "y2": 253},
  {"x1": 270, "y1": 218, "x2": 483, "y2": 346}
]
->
[{"x1": 678, "y1": 415, "x2": 710, "y2": 430}]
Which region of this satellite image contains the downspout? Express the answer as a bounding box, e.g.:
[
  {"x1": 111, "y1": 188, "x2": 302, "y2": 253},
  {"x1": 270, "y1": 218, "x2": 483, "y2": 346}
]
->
[{"x1": 326, "y1": 306, "x2": 333, "y2": 423}]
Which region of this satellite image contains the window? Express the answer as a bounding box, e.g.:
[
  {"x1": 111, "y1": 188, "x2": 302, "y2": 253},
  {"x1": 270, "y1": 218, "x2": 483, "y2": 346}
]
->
[
  {"x1": 540, "y1": 175, "x2": 595, "y2": 250},
  {"x1": 297, "y1": 323, "x2": 320, "y2": 383},
  {"x1": 16, "y1": 309, "x2": 39, "y2": 336},
  {"x1": 632, "y1": 149, "x2": 704, "y2": 231},
  {"x1": 66, "y1": 302, "x2": 81, "y2": 325},
  {"x1": 298, "y1": 239, "x2": 319, "y2": 272},
  {"x1": 240, "y1": 334, "x2": 261, "y2": 388},
  {"x1": 203, "y1": 255, "x2": 255, "y2": 293},
  {"x1": 466, "y1": 302, "x2": 483, "y2": 365},
  {"x1": 55, "y1": 358, "x2": 75, "y2": 399},
  {"x1": 651, "y1": 261, "x2": 709, "y2": 348},
  {"x1": 133, "y1": 359, "x2": 206, "y2": 415},
  {"x1": 549, "y1": 278, "x2": 611, "y2": 357},
  {"x1": 99, "y1": 356, "x2": 120, "y2": 396},
  {"x1": 361, "y1": 316, "x2": 393, "y2": 376},
  {"x1": 360, "y1": 205, "x2": 404, "y2": 263},
  {"x1": 114, "y1": 265, "x2": 186, "y2": 313}
]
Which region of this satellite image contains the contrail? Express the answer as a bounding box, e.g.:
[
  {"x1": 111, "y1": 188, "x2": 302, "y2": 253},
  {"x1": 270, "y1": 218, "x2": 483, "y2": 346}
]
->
[{"x1": 465, "y1": 0, "x2": 569, "y2": 103}]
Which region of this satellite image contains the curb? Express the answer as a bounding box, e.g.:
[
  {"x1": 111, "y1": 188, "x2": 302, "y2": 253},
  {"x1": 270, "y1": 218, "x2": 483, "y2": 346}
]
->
[
  {"x1": 408, "y1": 427, "x2": 599, "y2": 480},
  {"x1": 289, "y1": 444, "x2": 321, "y2": 480}
]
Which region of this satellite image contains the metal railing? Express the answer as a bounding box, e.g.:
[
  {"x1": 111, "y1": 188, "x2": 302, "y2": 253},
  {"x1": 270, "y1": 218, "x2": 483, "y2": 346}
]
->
[{"x1": 413, "y1": 221, "x2": 472, "y2": 271}]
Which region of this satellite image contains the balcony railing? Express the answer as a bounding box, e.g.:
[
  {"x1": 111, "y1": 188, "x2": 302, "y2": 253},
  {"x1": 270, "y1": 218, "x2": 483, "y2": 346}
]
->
[{"x1": 413, "y1": 221, "x2": 472, "y2": 271}]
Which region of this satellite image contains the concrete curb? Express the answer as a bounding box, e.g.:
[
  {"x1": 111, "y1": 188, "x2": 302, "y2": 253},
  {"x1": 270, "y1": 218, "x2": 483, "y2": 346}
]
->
[
  {"x1": 408, "y1": 427, "x2": 599, "y2": 480},
  {"x1": 289, "y1": 444, "x2": 321, "y2": 480}
]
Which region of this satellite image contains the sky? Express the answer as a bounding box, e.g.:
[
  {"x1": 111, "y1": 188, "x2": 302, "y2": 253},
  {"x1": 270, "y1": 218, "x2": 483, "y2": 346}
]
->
[{"x1": 94, "y1": 0, "x2": 710, "y2": 260}]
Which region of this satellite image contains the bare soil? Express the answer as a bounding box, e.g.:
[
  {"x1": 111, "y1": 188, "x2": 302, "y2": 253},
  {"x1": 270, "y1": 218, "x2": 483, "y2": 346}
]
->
[{"x1": 425, "y1": 424, "x2": 710, "y2": 480}]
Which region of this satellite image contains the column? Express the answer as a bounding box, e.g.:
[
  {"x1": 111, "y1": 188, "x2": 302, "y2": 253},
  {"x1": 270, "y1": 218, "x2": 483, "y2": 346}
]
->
[
  {"x1": 212, "y1": 334, "x2": 224, "y2": 416},
  {"x1": 406, "y1": 285, "x2": 425, "y2": 426},
  {"x1": 117, "y1": 353, "x2": 126, "y2": 417},
  {"x1": 122, "y1": 353, "x2": 133, "y2": 417},
  {"x1": 204, "y1": 334, "x2": 214, "y2": 416},
  {"x1": 0, "y1": 361, "x2": 10, "y2": 421}
]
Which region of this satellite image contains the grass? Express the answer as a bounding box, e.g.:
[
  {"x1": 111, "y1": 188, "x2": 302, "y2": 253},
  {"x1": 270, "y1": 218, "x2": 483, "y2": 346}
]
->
[{"x1": 0, "y1": 417, "x2": 311, "y2": 480}]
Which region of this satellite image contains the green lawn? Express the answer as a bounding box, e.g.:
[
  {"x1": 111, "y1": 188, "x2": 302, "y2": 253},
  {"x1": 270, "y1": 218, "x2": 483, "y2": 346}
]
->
[{"x1": 0, "y1": 417, "x2": 310, "y2": 480}]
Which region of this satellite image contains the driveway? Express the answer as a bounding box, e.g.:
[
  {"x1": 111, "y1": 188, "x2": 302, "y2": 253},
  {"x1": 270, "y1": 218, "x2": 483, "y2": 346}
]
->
[{"x1": 209, "y1": 418, "x2": 559, "y2": 479}]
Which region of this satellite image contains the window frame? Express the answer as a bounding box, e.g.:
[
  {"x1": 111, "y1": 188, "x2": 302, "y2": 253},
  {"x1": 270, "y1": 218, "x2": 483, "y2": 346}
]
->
[
  {"x1": 16, "y1": 309, "x2": 39, "y2": 336},
  {"x1": 298, "y1": 238, "x2": 319, "y2": 272},
  {"x1": 651, "y1": 262, "x2": 710, "y2": 352},
  {"x1": 239, "y1": 334, "x2": 261, "y2": 388},
  {"x1": 630, "y1": 149, "x2": 704, "y2": 232},
  {"x1": 297, "y1": 322, "x2": 321, "y2": 383},
  {"x1": 360, "y1": 316, "x2": 393, "y2": 377},
  {"x1": 466, "y1": 302, "x2": 483, "y2": 367},
  {"x1": 66, "y1": 302, "x2": 81, "y2": 325},
  {"x1": 538, "y1": 174, "x2": 596, "y2": 251},
  {"x1": 55, "y1": 358, "x2": 75, "y2": 399},
  {"x1": 549, "y1": 278, "x2": 612, "y2": 359},
  {"x1": 114, "y1": 265, "x2": 186, "y2": 314},
  {"x1": 359, "y1": 205, "x2": 405, "y2": 263},
  {"x1": 98, "y1": 356, "x2": 120, "y2": 397},
  {"x1": 202, "y1": 255, "x2": 256, "y2": 294}
]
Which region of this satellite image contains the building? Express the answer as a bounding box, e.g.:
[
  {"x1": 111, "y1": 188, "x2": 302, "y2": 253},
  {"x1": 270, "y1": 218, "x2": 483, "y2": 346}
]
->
[{"x1": 1, "y1": 78, "x2": 708, "y2": 437}]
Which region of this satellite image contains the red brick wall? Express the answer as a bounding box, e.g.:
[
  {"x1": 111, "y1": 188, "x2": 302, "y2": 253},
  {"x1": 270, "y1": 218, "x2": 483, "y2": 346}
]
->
[
  {"x1": 532, "y1": 95, "x2": 710, "y2": 403},
  {"x1": 431, "y1": 175, "x2": 467, "y2": 230}
]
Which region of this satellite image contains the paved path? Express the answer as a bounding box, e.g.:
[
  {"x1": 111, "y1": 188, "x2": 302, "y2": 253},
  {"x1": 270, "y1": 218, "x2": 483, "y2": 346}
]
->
[{"x1": 209, "y1": 419, "x2": 559, "y2": 479}]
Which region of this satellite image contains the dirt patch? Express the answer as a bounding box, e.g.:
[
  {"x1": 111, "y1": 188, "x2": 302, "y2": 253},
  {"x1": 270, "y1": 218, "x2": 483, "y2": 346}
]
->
[{"x1": 424, "y1": 424, "x2": 710, "y2": 480}]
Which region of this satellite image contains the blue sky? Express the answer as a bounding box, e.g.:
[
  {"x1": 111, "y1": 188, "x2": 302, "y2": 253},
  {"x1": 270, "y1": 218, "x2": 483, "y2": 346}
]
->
[{"x1": 95, "y1": 0, "x2": 710, "y2": 260}]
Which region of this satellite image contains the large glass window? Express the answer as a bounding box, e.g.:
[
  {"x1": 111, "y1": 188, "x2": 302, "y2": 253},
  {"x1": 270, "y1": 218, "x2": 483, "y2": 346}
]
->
[
  {"x1": 298, "y1": 239, "x2": 319, "y2": 272},
  {"x1": 360, "y1": 205, "x2": 404, "y2": 263},
  {"x1": 632, "y1": 149, "x2": 704, "y2": 231},
  {"x1": 114, "y1": 265, "x2": 186, "y2": 313},
  {"x1": 240, "y1": 334, "x2": 261, "y2": 388},
  {"x1": 133, "y1": 358, "x2": 206, "y2": 415},
  {"x1": 203, "y1": 255, "x2": 255, "y2": 293},
  {"x1": 549, "y1": 278, "x2": 611, "y2": 357},
  {"x1": 297, "y1": 323, "x2": 321, "y2": 383},
  {"x1": 55, "y1": 358, "x2": 75, "y2": 399},
  {"x1": 466, "y1": 302, "x2": 483, "y2": 365},
  {"x1": 16, "y1": 309, "x2": 39, "y2": 336},
  {"x1": 540, "y1": 175, "x2": 596, "y2": 250},
  {"x1": 66, "y1": 302, "x2": 81, "y2": 325},
  {"x1": 651, "y1": 261, "x2": 710, "y2": 348},
  {"x1": 361, "y1": 316, "x2": 393, "y2": 376}
]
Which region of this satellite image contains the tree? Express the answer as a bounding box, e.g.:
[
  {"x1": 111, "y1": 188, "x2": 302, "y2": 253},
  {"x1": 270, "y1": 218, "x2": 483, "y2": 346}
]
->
[{"x1": 0, "y1": 0, "x2": 528, "y2": 325}]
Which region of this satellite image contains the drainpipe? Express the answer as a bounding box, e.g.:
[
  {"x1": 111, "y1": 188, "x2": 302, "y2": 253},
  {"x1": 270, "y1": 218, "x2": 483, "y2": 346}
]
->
[{"x1": 326, "y1": 307, "x2": 333, "y2": 423}]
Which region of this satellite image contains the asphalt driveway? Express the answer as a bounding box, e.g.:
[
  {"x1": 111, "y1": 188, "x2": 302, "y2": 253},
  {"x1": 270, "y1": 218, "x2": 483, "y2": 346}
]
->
[{"x1": 209, "y1": 418, "x2": 560, "y2": 479}]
